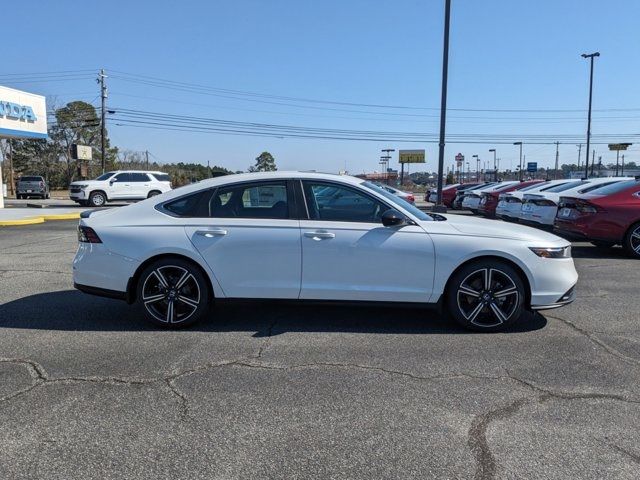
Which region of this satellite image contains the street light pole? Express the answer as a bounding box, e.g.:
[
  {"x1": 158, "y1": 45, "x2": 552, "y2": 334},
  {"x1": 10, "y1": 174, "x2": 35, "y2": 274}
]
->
[
  {"x1": 513, "y1": 142, "x2": 523, "y2": 180},
  {"x1": 489, "y1": 149, "x2": 497, "y2": 181},
  {"x1": 581, "y1": 52, "x2": 600, "y2": 179},
  {"x1": 435, "y1": 0, "x2": 452, "y2": 212},
  {"x1": 472, "y1": 155, "x2": 479, "y2": 182}
]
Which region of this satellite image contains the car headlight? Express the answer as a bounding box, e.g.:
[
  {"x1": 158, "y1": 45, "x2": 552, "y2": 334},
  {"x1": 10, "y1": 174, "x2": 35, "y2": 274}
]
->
[
  {"x1": 76, "y1": 184, "x2": 89, "y2": 189},
  {"x1": 529, "y1": 246, "x2": 572, "y2": 258}
]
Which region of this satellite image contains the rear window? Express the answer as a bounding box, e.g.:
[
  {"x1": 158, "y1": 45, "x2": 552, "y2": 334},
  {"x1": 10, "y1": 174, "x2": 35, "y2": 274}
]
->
[
  {"x1": 19, "y1": 176, "x2": 43, "y2": 182},
  {"x1": 518, "y1": 182, "x2": 549, "y2": 192},
  {"x1": 162, "y1": 190, "x2": 212, "y2": 217},
  {"x1": 544, "y1": 181, "x2": 585, "y2": 193},
  {"x1": 586, "y1": 180, "x2": 639, "y2": 196},
  {"x1": 152, "y1": 173, "x2": 171, "y2": 182}
]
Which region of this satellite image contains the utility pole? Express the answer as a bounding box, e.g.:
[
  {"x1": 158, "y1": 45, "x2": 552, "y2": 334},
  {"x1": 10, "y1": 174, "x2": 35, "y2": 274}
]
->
[
  {"x1": 576, "y1": 143, "x2": 582, "y2": 171},
  {"x1": 591, "y1": 149, "x2": 596, "y2": 176},
  {"x1": 513, "y1": 142, "x2": 523, "y2": 181},
  {"x1": 434, "y1": 0, "x2": 452, "y2": 212},
  {"x1": 145, "y1": 150, "x2": 149, "y2": 170},
  {"x1": 98, "y1": 69, "x2": 108, "y2": 174},
  {"x1": 621, "y1": 154, "x2": 625, "y2": 176},
  {"x1": 581, "y1": 52, "x2": 600, "y2": 179},
  {"x1": 554, "y1": 141, "x2": 559, "y2": 179}
]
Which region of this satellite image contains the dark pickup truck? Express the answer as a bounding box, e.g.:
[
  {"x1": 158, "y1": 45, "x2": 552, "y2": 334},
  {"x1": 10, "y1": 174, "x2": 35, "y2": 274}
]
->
[{"x1": 17, "y1": 176, "x2": 50, "y2": 199}]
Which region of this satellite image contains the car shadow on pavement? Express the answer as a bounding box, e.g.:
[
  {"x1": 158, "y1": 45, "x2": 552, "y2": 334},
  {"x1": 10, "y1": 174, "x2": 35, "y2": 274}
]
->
[
  {"x1": 0, "y1": 290, "x2": 548, "y2": 335},
  {"x1": 570, "y1": 244, "x2": 631, "y2": 260}
]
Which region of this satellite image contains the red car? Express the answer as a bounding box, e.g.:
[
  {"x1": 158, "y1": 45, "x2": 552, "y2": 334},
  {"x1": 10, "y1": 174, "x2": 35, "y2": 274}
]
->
[
  {"x1": 429, "y1": 183, "x2": 482, "y2": 208},
  {"x1": 478, "y1": 180, "x2": 544, "y2": 217},
  {"x1": 554, "y1": 179, "x2": 640, "y2": 258}
]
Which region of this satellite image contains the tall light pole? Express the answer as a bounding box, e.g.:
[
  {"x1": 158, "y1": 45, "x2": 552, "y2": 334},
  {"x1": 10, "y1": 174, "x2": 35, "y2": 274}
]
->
[
  {"x1": 434, "y1": 0, "x2": 452, "y2": 212},
  {"x1": 472, "y1": 155, "x2": 479, "y2": 181},
  {"x1": 581, "y1": 52, "x2": 600, "y2": 179},
  {"x1": 513, "y1": 142, "x2": 523, "y2": 180},
  {"x1": 489, "y1": 149, "x2": 497, "y2": 181},
  {"x1": 381, "y1": 148, "x2": 395, "y2": 185}
]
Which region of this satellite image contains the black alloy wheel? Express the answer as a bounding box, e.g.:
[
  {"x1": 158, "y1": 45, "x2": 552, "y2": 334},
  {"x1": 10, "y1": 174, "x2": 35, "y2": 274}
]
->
[
  {"x1": 447, "y1": 260, "x2": 525, "y2": 332},
  {"x1": 137, "y1": 259, "x2": 210, "y2": 328}
]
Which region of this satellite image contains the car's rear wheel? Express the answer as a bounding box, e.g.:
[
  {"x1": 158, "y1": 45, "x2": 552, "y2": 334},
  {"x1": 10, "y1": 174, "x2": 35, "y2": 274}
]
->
[
  {"x1": 147, "y1": 190, "x2": 161, "y2": 198},
  {"x1": 137, "y1": 258, "x2": 210, "y2": 328},
  {"x1": 447, "y1": 260, "x2": 526, "y2": 332},
  {"x1": 17, "y1": 194, "x2": 23, "y2": 200},
  {"x1": 623, "y1": 222, "x2": 640, "y2": 259},
  {"x1": 89, "y1": 191, "x2": 107, "y2": 207}
]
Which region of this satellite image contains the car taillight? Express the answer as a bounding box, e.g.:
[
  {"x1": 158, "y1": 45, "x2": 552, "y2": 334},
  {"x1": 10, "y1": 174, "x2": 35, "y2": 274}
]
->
[
  {"x1": 78, "y1": 226, "x2": 102, "y2": 243},
  {"x1": 575, "y1": 202, "x2": 599, "y2": 214}
]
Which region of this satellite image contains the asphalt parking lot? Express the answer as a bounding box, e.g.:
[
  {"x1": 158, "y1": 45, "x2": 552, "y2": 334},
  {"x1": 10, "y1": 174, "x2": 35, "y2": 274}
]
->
[{"x1": 1, "y1": 220, "x2": 639, "y2": 479}]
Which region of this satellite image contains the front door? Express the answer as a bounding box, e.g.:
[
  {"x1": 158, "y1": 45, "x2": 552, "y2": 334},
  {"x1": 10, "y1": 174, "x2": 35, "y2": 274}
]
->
[
  {"x1": 299, "y1": 181, "x2": 435, "y2": 303},
  {"x1": 184, "y1": 180, "x2": 302, "y2": 299},
  {"x1": 108, "y1": 172, "x2": 131, "y2": 199}
]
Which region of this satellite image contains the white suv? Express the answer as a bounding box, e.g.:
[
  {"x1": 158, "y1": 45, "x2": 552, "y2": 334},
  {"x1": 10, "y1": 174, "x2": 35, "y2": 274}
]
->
[{"x1": 69, "y1": 170, "x2": 172, "y2": 207}]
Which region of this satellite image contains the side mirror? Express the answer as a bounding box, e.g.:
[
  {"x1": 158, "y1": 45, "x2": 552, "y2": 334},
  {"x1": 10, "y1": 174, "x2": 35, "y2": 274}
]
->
[
  {"x1": 109, "y1": 179, "x2": 116, "y2": 185},
  {"x1": 381, "y1": 209, "x2": 408, "y2": 227}
]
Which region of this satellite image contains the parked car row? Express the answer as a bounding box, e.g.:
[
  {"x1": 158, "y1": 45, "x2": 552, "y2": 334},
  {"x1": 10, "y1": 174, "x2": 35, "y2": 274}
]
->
[{"x1": 447, "y1": 177, "x2": 640, "y2": 259}]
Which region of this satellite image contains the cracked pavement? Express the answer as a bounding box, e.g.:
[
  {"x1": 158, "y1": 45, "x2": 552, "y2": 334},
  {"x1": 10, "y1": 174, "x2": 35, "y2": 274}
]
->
[{"x1": 0, "y1": 221, "x2": 639, "y2": 479}]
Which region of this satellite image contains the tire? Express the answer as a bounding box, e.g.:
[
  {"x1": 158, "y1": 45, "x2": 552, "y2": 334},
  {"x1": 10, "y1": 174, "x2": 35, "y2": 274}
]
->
[
  {"x1": 147, "y1": 190, "x2": 161, "y2": 198},
  {"x1": 77, "y1": 200, "x2": 88, "y2": 207},
  {"x1": 17, "y1": 194, "x2": 23, "y2": 200},
  {"x1": 446, "y1": 259, "x2": 526, "y2": 332},
  {"x1": 623, "y1": 222, "x2": 640, "y2": 259},
  {"x1": 591, "y1": 241, "x2": 615, "y2": 249},
  {"x1": 89, "y1": 191, "x2": 107, "y2": 207},
  {"x1": 45, "y1": 193, "x2": 50, "y2": 199},
  {"x1": 136, "y1": 258, "x2": 210, "y2": 328}
]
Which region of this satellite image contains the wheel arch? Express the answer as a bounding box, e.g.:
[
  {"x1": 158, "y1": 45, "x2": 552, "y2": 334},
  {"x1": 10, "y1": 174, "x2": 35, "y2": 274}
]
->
[
  {"x1": 89, "y1": 189, "x2": 109, "y2": 201},
  {"x1": 147, "y1": 189, "x2": 162, "y2": 198},
  {"x1": 126, "y1": 253, "x2": 215, "y2": 304},
  {"x1": 443, "y1": 255, "x2": 533, "y2": 309}
]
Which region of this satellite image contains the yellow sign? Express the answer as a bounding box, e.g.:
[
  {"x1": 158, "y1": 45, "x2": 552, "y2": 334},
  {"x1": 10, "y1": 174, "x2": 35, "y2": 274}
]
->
[
  {"x1": 399, "y1": 149, "x2": 425, "y2": 164},
  {"x1": 608, "y1": 143, "x2": 631, "y2": 151}
]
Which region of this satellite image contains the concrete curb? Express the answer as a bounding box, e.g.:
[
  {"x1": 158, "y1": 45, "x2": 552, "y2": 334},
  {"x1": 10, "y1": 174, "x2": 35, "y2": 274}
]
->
[{"x1": 0, "y1": 212, "x2": 80, "y2": 227}]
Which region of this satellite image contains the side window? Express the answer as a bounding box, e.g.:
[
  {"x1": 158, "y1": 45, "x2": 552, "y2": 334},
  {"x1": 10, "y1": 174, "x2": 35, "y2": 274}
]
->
[
  {"x1": 210, "y1": 182, "x2": 289, "y2": 219},
  {"x1": 303, "y1": 182, "x2": 386, "y2": 223},
  {"x1": 130, "y1": 173, "x2": 151, "y2": 182},
  {"x1": 113, "y1": 173, "x2": 131, "y2": 182},
  {"x1": 163, "y1": 190, "x2": 212, "y2": 217}
]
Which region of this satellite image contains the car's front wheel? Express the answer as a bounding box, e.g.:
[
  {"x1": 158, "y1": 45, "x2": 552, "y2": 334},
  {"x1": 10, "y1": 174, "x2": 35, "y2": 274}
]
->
[
  {"x1": 447, "y1": 260, "x2": 526, "y2": 332},
  {"x1": 89, "y1": 191, "x2": 107, "y2": 207},
  {"x1": 137, "y1": 258, "x2": 210, "y2": 328}
]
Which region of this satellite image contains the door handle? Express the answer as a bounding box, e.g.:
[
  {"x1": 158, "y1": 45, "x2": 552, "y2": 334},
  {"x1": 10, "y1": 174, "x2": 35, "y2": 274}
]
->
[
  {"x1": 196, "y1": 229, "x2": 228, "y2": 237},
  {"x1": 304, "y1": 231, "x2": 335, "y2": 240}
]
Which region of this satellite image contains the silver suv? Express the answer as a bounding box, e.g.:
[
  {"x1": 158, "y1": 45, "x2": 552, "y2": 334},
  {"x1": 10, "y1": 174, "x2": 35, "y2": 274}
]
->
[
  {"x1": 17, "y1": 176, "x2": 50, "y2": 199},
  {"x1": 69, "y1": 170, "x2": 172, "y2": 207}
]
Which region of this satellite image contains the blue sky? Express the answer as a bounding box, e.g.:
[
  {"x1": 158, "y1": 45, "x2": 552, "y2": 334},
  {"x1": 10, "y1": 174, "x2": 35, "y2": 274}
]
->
[{"x1": 4, "y1": 0, "x2": 640, "y2": 173}]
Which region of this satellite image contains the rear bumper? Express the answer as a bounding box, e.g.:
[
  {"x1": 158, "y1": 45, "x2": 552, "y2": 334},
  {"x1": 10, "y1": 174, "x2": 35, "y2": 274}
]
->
[{"x1": 74, "y1": 282, "x2": 127, "y2": 301}]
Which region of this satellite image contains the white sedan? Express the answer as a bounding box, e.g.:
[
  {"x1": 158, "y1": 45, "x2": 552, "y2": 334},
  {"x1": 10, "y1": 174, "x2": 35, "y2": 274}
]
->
[
  {"x1": 520, "y1": 177, "x2": 632, "y2": 227},
  {"x1": 73, "y1": 172, "x2": 578, "y2": 332},
  {"x1": 495, "y1": 179, "x2": 572, "y2": 221},
  {"x1": 462, "y1": 181, "x2": 518, "y2": 212}
]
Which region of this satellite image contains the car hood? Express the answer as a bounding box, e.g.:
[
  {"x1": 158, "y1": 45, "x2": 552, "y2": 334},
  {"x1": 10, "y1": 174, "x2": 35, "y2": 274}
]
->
[{"x1": 428, "y1": 214, "x2": 566, "y2": 243}]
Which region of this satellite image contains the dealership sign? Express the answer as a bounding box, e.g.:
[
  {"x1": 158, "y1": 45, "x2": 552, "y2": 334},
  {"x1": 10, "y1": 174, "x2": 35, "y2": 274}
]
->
[{"x1": 0, "y1": 85, "x2": 47, "y2": 139}]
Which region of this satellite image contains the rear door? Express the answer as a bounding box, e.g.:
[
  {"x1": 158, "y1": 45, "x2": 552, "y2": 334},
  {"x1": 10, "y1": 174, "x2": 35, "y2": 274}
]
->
[
  {"x1": 298, "y1": 180, "x2": 434, "y2": 302},
  {"x1": 129, "y1": 172, "x2": 152, "y2": 198},
  {"x1": 184, "y1": 180, "x2": 302, "y2": 298}
]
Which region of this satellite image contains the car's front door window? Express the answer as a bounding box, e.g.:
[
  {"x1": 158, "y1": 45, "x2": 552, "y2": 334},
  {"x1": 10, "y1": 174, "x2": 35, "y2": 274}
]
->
[{"x1": 302, "y1": 182, "x2": 386, "y2": 223}]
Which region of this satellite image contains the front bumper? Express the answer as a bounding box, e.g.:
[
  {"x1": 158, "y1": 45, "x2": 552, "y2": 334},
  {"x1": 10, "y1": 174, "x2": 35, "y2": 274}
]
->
[
  {"x1": 531, "y1": 285, "x2": 577, "y2": 310},
  {"x1": 69, "y1": 189, "x2": 87, "y2": 200}
]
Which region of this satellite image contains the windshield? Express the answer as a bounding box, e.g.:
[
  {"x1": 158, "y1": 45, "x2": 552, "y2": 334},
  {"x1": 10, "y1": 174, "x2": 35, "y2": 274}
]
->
[
  {"x1": 95, "y1": 172, "x2": 116, "y2": 181},
  {"x1": 363, "y1": 181, "x2": 432, "y2": 221}
]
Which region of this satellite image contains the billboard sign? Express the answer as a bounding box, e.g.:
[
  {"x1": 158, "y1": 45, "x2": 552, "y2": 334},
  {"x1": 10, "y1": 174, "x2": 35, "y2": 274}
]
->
[
  {"x1": 72, "y1": 144, "x2": 93, "y2": 160},
  {"x1": 0, "y1": 85, "x2": 47, "y2": 139},
  {"x1": 608, "y1": 143, "x2": 632, "y2": 151},
  {"x1": 399, "y1": 149, "x2": 425, "y2": 163},
  {"x1": 527, "y1": 162, "x2": 538, "y2": 172}
]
